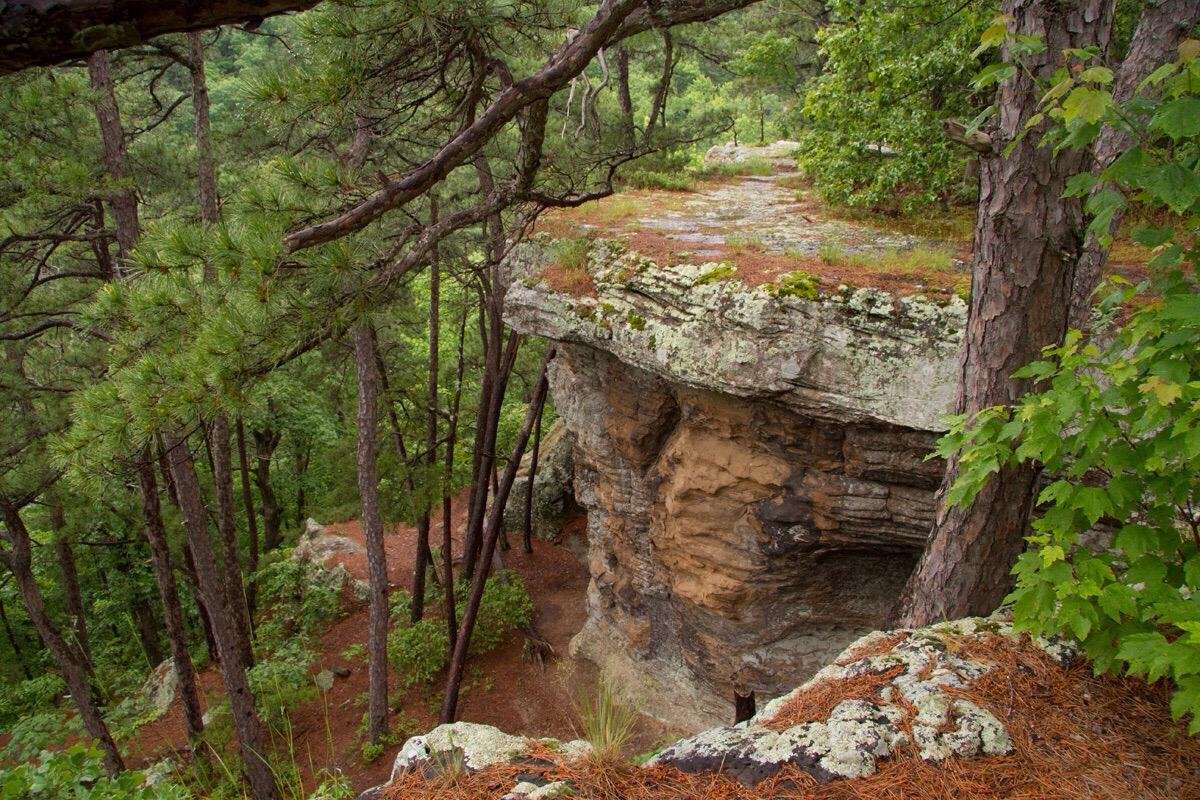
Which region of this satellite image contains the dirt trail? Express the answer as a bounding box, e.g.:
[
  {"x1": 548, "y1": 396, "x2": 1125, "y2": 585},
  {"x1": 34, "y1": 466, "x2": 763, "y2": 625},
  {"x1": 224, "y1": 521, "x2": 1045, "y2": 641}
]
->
[{"x1": 126, "y1": 500, "x2": 678, "y2": 795}]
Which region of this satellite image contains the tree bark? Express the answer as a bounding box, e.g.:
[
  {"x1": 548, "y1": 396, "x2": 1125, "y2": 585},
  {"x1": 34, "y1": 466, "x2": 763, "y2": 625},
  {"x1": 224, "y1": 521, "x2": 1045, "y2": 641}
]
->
[
  {"x1": 209, "y1": 416, "x2": 254, "y2": 668},
  {"x1": 441, "y1": 303, "x2": 470, "y2": 652},
  {"x1": 614, "y1": 44, "x2": 635, "y2": 149},
  {"x1": 50, "y1": 503, "x2": 92, "y2": 667},
  {"x1": 0, "y1": 0, "x2": 323, "y2": 74},
  {"x1": 86, "y1": 50, "x2": 139, "y2": 275},
  {"x1": 353, "y1": 322, "x2": 390, "y2": 744},
  {"x1": 187, "y1": 32, "x2": 219, "y2": 239},
  {"x1": 0, "y1": 501, "x2": 125, "y2": 776},
  {"x1": 894, "y1": 0, "x2": 1114, "y2": 627},
  {"x1": 439, "y1": 347, "x2": 555, "y2": 723},
  {"x1": 522, "y1": 399, "x2": 546, "y2": 554},
  {"x1": 646, "y1": 30, "x2": 675, "y2": 134},
  {"x1": 252, "y1": 427, "x2": 284, "y2": 551},
  {"x1": 413, "y1": 202, "x2": 441, "y2": 624},
  {"x1": 181, "y1": 538, "x2": 220, "y2": 663},
  {"x1": 1067, "y1": 0, "x2": 1200, "y2": 327},
  {"x1": 162, "y1": 432, "x2": 279, "y2": 800},
  {"x1": 134, "y1": 457, "x2": 205, "y2": 750},
  {"x1": 237, "y1": 418, "x2": 261, "y2": 620}
]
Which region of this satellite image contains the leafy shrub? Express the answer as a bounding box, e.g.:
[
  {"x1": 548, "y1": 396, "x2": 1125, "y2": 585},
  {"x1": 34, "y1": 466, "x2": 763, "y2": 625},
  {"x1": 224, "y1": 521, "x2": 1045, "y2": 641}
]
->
[
  {"x1": 253, "y1": 555, "x2": 344, "y2": 650},
  {"x1": 692, "y1": 157, "x2": 776, "y2": 179},
  {"x1": 622, "y1": 171, "x2": 695, "y2": 192},
  {"x1": 247, "y1": 641, "x2": 317, "y2": 724},
  {"x1": 0, "y1": 673, "x2": 65, "y2": 727},
  {"x1": 943, "y1": 41, "x2": 1200, "y2": 732},
  {"x1": 1, "y1": 710, "x2": 81, "y2": 763},
  {"x1": 387, "y1": 619, "x2": 449, "y2": 689},
  {"x1": 0, "y1": 744, "x2": 186, "y2": 799},
  {"x1": 462, "y1": 574, "x2": 534, "y2": 655}
]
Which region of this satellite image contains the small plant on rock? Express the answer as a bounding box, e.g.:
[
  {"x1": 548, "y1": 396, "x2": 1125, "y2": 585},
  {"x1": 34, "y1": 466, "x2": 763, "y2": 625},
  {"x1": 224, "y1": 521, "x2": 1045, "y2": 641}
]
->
[{"x1": 577, "y1": 679, "x2": 637, "y2": 765}]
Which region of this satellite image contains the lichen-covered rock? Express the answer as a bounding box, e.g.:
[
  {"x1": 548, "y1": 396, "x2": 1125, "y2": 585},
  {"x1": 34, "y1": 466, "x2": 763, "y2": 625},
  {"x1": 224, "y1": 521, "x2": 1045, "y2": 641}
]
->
[
  {"x1": 505, "y1": 240, "x2": 963, "y2": 728},
  {"x1": 648, "y1": 614, "x2": 1064, "y2": 785},
  {"x1": 136, "y1": 659, "x2": 179, "y2": 719},
  {"x1": 295, "y1": 518, "x2": 366, "y2": 563},
  {"x1": 389, "y1": 722, "x2": 592, "y2": 783}
]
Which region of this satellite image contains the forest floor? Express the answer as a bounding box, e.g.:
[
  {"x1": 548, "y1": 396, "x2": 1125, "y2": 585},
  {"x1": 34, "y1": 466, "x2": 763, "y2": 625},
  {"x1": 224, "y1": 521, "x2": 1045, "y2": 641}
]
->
[
  {"x1": 122, "y1": 500, "x2": 682, "y2": 796},
  {"x1": 535, "y1": 166, "x2": 1152, "y2": 301}
]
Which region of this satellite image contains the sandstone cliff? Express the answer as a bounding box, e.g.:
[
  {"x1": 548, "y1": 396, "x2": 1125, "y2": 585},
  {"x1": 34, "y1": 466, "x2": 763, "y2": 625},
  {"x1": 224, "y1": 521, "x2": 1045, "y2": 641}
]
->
[{"x1": 505, "y1": 238, "x2": 966, "y2": 727}]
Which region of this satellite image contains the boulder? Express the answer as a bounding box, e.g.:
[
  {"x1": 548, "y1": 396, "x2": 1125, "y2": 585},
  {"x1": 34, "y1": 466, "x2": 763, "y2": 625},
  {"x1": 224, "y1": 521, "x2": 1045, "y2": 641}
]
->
[
  {"x1": 704, "y1": 140, "x2": 800, "y2": 166},
  {"x1": 136, "y1": 659, "x2": 179, "y2": 719},
  {"x1": 294, "y1": 518, "x2": 366, "y2": 564}
]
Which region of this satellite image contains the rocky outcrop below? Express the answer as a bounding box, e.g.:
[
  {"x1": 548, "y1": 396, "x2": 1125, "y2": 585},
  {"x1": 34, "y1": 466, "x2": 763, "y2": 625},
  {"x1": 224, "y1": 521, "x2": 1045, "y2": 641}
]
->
[
  {"x1": 293, "y1": 518, "x2": 370, "y2": 604},
  {"x1": 359, "y1": 616, "x2": 1077, "y2": 798},
  {"x1": 502, "y1": 419, "x2": 581, "y2": 544},
  {"x1": 505, "y1": 239, "x2": 965, "y2": 727}
]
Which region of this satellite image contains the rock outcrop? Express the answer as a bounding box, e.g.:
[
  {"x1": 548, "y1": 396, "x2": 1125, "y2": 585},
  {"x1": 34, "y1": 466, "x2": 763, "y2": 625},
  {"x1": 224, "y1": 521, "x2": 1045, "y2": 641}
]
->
[
  {"x1": 502, "y1": 419, "x2": 581, "y2": 543},
  {"x1": 292, "y1": 519, "x2": 370, "y2": 604},
  {"x1": 505, "y1": 239, "x2": 965, "y2": 727},
  {"x1": 359, "y1": 616, "x2": 1077, "y2": 798}
]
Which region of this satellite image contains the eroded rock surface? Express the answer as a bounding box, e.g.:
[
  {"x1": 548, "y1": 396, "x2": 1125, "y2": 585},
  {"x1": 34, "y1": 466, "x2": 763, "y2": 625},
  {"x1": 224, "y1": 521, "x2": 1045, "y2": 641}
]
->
[{"x1": 505, "y1": 240, "x2": 964, "y2": 727}]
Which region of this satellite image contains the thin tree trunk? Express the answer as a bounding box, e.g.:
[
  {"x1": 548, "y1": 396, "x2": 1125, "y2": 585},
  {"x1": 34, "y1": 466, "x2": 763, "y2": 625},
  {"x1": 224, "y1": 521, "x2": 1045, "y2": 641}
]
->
[
  {"x1": 253, "y1": 427, "x2": 283, "y2": 551},
  {"x1": 895, "y1": 0, "x2": 1114, "y2": 627},
  {"x1": 1067, "y1": 0, "x2": 1200, "y2": 327},
  {"x1": 237, "y1": 418, "x2": 260, "y2": 620},
  {"x1": 181, "y1": 540, "x2": 220, "y2": 663},
  {"x1": 162, "y1": 433, "x2": 279, "y2": 800},
  {"x1": 523, "y1": 398, "x2": 546, "y2": 554},
  {"x1": 614, "y1": 44, "x2": 635, "y2": 149},
  {"x1": 0, "y1": 501, "x2": 125, "y2": 776},
  {"x1": 646, "y1": 30, "x2": 674, "y2": 135},
  {"x1": 412, "y1": 201, "x2": 441, "y2": 624},
  {"x1": 209, "y1": 417, "x2": 253, "y2": 668},
  {"x1": 135, "y1": 457, "x2": 204, "y2": 750},
  {"x1": 353, "y1": 322, "x2": 390, "y2": 744},
  {"x1": 86, "y1": 49, "x2": 137, "y2": 275},
  {"x1": 0, "y1": 585, "x2": 33, "y2": 679},
  {"x1": 294, "y1": 440, "x2": 310, "y2": 528},
  {"x1": 50, "y1": 503, "x2": 92, "y2": 667},
  {"x1": 130, "y1": 589, "x2": 165, "y2": 667},
  {"x1": 186, "y1": 32, "x2": 219, "y2": 239},
  {"x1": 439, "y1": 347, "x2": 555, "y2": 723},
  {"x1": 442, "y1": 302, "x2": 470, "y2": 651}
]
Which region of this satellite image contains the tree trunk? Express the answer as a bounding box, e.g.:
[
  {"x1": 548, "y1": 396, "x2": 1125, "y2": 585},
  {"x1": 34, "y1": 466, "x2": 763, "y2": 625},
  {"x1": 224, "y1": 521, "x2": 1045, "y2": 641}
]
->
[
  {"x1": 439, "y1": 347, "x2": 555, "y2": 723},
  {"x1": 253, "y1": 427, "x2": 283, "y2": 552},
  {"x1": 0, "y1": 589, "x2": 33, "y2": 679},
  {"x1": 162, "y1": 432, "x2": 279, "y2": 800},
  {"x1": 181, "y1": 539, "x2": 220, "y2": 663},
  {"x1": 1067, "y1": 0, "x2": 1200, "y2": 327},
  {"x1": 895, "y1": 0, "x2": 1114, "y2": 627},
  {"x1": 413, "y1": 203, "x2": 441, "y2": 624},
  {"x1": 50, "y1": 504, "x2": 92, "y2": 667},
  {"x1": 86, "y1": 50, "x2": 138, "y2": 275},
  {"x1": 646, "y1": 30, "x2": 674, "y2": 135},
  {"x1": 441, "y1": 304, "x2": 470, "y2": 652},
  {"x1": 353, "y1": 322, "x2": 391, "y2": 744},
  {"x1": 615, "y1": 44, "x2": 635, "y2": 149},
  {"x1": 522, "y1": 398, "x2": 546, "y2": 554},
  {"x1": 237, "y1": 418, "x2": 261, "y2": 620},
  {"x1": 0, "y1": 501, "x2": 125, "y2": 776},
  {"x1": 130, "y1": 589, "x2": 165, "y2": 667},
  {"x1": 186, "y1": 32, "x2": 219, "y2": 238},
  {"x1": 209, "y1": 416, "x2": 254, "y2": 668},
  {"x1": 294, "y1": 439, "x2": 310, "y2": 528},
  {"x1": 135, "y1": 457, "x2": 205, "y2": 750}
]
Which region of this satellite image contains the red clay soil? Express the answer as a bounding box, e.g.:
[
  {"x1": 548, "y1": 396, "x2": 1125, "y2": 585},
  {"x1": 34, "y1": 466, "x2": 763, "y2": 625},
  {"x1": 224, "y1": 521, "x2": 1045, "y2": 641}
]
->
[
  {"x1": 382, "y1": 633, "x2": 1200, "y2": 800},
  {"x1": 122, "y1": 495, "x2": 674, "y2": 796}
]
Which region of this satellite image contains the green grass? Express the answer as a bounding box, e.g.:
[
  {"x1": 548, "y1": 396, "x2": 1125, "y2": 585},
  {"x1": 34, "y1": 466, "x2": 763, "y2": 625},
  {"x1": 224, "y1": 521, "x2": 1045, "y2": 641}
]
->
[
  {"x1": 692, "y1": 157, "x2": 776, "y2": 179},
  {"x1": 725, "y1": 233, "x2": 767, "y2": 252},
  {"x1": 693, "y1": 262, "x2": 738, "y2": 285},
  {"x1": 766, "y1": 270, "x2": 821, "y2": 300},
  {"x1": 577, "y1": 680, "x2": 638, "y2": 764},
  {"x1": 818, "y1": 242, "x2": 956, "y2": 276},
  {"x1": 550, "y1": 236, "x2": 591, "y2": 270}
]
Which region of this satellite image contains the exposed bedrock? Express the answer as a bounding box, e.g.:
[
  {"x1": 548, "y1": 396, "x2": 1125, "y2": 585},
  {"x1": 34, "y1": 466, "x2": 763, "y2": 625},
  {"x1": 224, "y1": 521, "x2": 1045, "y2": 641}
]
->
[{"x1": 505, "y1": 240, "x2": 965, "y2": 728}]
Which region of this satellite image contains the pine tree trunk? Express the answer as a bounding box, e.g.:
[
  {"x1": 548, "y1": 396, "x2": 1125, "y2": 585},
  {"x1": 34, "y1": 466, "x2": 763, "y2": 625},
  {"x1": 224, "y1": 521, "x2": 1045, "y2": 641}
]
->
[
  {"x1": 615, "y1": 45, "x2": 635, "y2": 149},
  {"x1": 163, "y1": 432, "x2": 279, "y2": 800},
  {"x1": 442, "y1": 305, "x2": 470, "y2": 651},
  {"x1": 1067, "y1": 0, "x2": 1200, "y2": 327},
  {"x1": 50, "y1": 504, "x2": 92, "y2": 667},
  {"x1": 523, "y1": 400, "x2": 546, "y2": 554},
  {"x1": 253, "y1": 427, "x2": 283, "y2": 551},
  {"x1": 86, "y1": 49, "x2": 138, "y2": 275},
  {"x1": 440, "y1": 347, "x2": 555, "y2": 723},
  {"x1": 181, "y1": 539, "x2": 220, "y2": 663},
  {"x1": 353, "y1": 322, "x2": 391, "y2": 744},
  {"x1": 209, "y1": 417, "x2": 254, "y2": 667},
  {"x1": 413, "y1": 203, "x2": 441, "y2": 624},
  {"x1": 134, "y1": 457, "x2": 205, "y2": 749},
  {"x1": 237, "y1": 418, "x2": 261, "y2": 620},
  {"x1": 895, "y1": 0, "x2": 1114, "y2": 627},
  {"x1": 0, "y1": 501, "x2": 125, "y2": 776}
]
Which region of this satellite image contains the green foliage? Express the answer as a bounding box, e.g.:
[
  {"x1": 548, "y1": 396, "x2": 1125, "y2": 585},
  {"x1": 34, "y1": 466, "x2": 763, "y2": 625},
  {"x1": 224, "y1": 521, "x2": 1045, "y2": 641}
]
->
[
  {"x1": 253, "y1": 554, "x2": 345, "y2": 650},
  {"x1": 798, "y1": 0, "x2": 994, "y2": 212},
  {"x1": 691, "y1": 157, "x2": 777, "y2": 179},
  {"x1": 464, "y1": 574, "x2": 534, "y2": 654},
  {"x1": 550, "y1": 237, "x2": 592, "y2": 272},
  {"x1": 247, "y1": 640, "x2": 318, "y2": 725},
  {"x1": 0, "y1": 744, "x2": 187, "y2": 799},
  {"x1": 0, "y1": 709, "x2": 82, "y2": 763},
  {"x1": 621, "y1": 170, "x2": 696, "y2": 192},
  {"x1": 943, "y1": 39, "x2": 1200, "y2": 732},
  {"x1": 0, "y1": 673, "x2": 66, "y2": 728},
  {"x1": 387, "y1": 618, "x2": 450, "y2": 689}
]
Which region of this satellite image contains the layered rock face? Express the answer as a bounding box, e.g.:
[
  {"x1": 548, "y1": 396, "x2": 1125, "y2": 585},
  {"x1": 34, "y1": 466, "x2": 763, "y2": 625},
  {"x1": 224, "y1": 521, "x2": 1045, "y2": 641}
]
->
[{"x1": 505, "y1": 240, "x2": 965, "y2": 728}]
